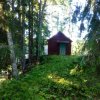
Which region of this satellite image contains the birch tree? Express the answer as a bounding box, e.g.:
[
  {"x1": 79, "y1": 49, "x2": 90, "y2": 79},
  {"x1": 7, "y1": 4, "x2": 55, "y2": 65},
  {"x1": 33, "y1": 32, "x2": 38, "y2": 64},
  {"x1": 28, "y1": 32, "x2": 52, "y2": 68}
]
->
[
  {"x1": 1, "y1": 0, "x2": 18, "y2": 78},
  {"x1": 6, "y1": 29, "x2": 18, "y2": 78}
]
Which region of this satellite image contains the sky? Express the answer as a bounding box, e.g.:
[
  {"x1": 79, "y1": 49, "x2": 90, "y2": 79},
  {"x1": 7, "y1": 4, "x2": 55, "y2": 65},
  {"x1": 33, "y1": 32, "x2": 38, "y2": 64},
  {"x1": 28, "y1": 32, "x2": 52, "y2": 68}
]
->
[{"x1": 46, "y1": 0, "x2": 87, "y2": 42}]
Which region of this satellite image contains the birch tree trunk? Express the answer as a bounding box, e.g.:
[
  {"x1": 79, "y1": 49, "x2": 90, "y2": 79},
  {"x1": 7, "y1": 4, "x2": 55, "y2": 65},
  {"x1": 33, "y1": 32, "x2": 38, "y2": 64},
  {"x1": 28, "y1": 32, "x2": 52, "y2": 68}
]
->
[{"x1": 7, "y1": 29, "x2": 18, "y2": 79}]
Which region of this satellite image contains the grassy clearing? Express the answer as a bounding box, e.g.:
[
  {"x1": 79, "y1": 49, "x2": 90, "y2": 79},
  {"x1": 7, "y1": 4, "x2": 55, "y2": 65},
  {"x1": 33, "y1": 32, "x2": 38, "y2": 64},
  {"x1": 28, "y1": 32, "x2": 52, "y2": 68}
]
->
[{"x1": 0, "y1": 55, "x2": 100, "y2": 100}]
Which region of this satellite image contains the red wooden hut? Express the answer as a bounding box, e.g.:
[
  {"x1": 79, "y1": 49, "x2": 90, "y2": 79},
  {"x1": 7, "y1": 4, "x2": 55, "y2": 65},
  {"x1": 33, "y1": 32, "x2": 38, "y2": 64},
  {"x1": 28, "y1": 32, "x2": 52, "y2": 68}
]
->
[{"x1": 48, "y1": 31, "x2": 72, "y2": 55}]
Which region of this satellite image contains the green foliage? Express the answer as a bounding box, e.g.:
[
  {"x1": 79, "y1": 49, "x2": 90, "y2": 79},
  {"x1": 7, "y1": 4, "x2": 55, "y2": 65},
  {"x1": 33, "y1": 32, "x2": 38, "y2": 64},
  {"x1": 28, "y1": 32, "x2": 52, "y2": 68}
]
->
[
  {"x1": 0, "y1": 47, "x2": 10, "y2": 71},
  {"x1": 0, "y1": 56, "x2": 100, "y2": 99},
  {"x1": 0, "y1": 28, "x2": 7, "y2": 44},
  {"x1": 72, "y1": 0, "x2": 100, "y2": 74}
]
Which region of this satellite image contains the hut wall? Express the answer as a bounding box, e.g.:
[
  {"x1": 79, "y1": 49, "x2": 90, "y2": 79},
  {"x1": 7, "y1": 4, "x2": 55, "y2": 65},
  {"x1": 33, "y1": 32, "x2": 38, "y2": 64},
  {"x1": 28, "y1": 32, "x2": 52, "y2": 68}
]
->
[{"x1": 48, "y1": 39, "x2": 59, "y2": 55}]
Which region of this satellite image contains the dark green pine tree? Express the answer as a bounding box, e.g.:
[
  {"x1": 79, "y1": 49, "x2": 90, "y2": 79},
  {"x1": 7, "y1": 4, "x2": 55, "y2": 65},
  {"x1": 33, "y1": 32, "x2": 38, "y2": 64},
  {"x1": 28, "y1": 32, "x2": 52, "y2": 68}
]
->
[{"x1": 72, "y1": 0, "x2": 100, "y2": 74}]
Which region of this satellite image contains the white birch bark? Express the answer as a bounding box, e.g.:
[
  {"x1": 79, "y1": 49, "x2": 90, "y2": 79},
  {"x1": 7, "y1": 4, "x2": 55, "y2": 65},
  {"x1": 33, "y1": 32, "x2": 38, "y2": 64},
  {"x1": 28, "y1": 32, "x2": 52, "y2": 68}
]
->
[{"x1": 7, "y1": 30, "x2": 18, "y2": 79}]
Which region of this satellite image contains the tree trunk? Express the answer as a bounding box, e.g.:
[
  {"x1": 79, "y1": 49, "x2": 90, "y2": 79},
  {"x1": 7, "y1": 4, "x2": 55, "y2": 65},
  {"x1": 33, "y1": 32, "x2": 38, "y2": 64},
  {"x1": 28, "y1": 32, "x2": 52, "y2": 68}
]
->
[
  {"x1": 28, "y1": 0, "x2": 34, "y2": 65},
  {"x1": 36, "y1": 0, "x2": 47, "y2": 61},
  {"x1": 21, "y1": 4, "x2": 26, "y2": 72},
  {"x1": 6, "y1": 0, "x2": 18, "y2": 79},
  {"x1": 7, "y1": 30, "x2": 18, "y2": 79},
  {"x1": 17, "y1": 0, "x2": 25, "y2": 72}
]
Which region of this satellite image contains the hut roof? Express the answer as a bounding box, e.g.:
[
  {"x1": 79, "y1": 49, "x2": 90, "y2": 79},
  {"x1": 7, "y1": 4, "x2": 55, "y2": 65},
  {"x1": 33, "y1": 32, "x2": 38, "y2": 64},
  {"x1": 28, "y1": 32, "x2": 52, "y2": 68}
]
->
[{"x1": 48, "y1": 31, "x2": 72, "y2": 42}]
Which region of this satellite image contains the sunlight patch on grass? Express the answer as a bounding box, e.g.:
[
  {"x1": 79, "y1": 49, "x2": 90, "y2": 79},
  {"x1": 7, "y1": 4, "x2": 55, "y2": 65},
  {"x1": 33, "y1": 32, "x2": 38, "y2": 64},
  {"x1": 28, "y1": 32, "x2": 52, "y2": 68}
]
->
[
  {"x1": 48, "y1": 74, "x2": 72, "y2": 85},
  {"x1": 0, "y1": 77, "x2": 6, "y2": 83},
  {"x1": 70, "y1": 66, "x2": 83, "y2": 75}
]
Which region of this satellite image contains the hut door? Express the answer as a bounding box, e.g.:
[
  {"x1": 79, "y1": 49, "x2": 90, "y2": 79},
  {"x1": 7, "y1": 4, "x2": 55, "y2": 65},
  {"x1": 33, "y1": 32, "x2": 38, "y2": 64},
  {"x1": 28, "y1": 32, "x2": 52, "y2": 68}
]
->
[{"x1": 59, "y1": 43, "x2": 66, "y2": 55}]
